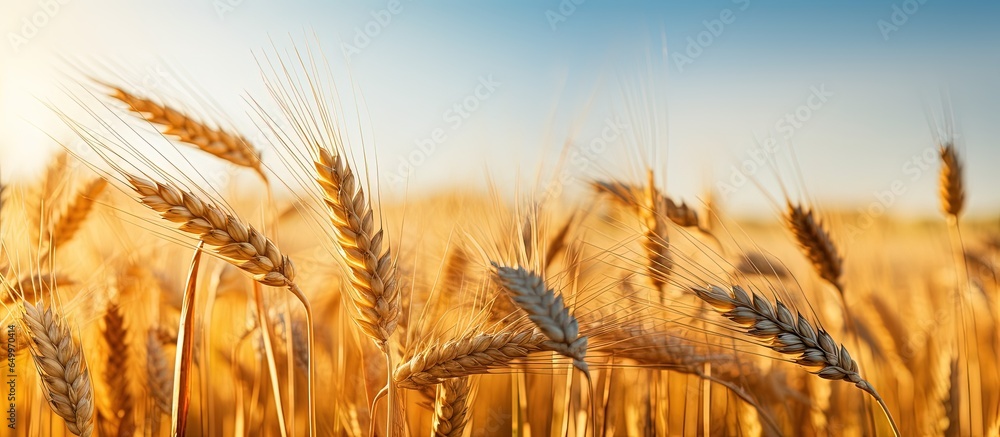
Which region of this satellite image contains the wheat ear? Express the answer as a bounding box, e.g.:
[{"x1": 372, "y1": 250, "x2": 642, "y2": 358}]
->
[
  {"x1": 45, "y1": 177, "x2": 107, "y2": 252},
  {"x1": 108, "y1": 86, "x2": 266, "y2": 181},
  {"x1": 146, "y1": 329, "x2": 173, "y2": 416},
  {"x1": 939, "y1": 142, "x2": 965, "y2": 219},
  {"x1": 394, "y1": 329, "x2": 549, "y2": 389},
  {"x1": 125, "y1": 174, "x2": 295, "y2": 288},
  {"x1": 21, "y1": 301, "x2": 96, "y2": 437},
  {"x1": 492, "y1": 264, "x2": 588, "y2": 372},
  {"x1": 592, "y1": 179, "x2": 701, "y2": 228},
  {"x1": 692, "y1": 284, "x2": 900, "y2": 436},
  {"x1": 313, "y1": 145, "x2": 399, "y2": 435},
  {"x1": 432, "y1": 377, "x2": 471, "y2": 437},
  {"x1": 126, "y1": 174, "x2": 316, "y2": 434},
  {"x1": 784, "y1": 202, "x2": 843, "y2": 292},
  {"x1": 313, "y1": 147, "x2": 399, "y2": 350},
  {"x1": 100, "y1": 300, "x2": 135, "y2": 437},
  {"x1": 28, "y1": 150, "x2": 68, "y2": 241}
]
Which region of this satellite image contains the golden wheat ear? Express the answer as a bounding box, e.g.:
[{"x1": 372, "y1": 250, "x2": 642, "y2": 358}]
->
[
  {"x1": 432, "y1": 377, "x2": 472, "y2": 437},
  {"x1": 21, "y1": 301, "x2": 96, "y2": 437},
  {"x1": 42, "y1": 177, "x2": 107, "y2": 259},
  {"x1": 313, "y1": 147, "x2": 400, "y2": 350},
  {"x1": 104, "y1": 84, "x2": 267, "y2": 182},
  {"x1": 784, "y1": 202, "x2": 844, "y2": 292},
  {"x1": 938, "y1": 142, "x2": 965, "y2": 219},
  {"x1": 98, "y1": 299, "x2": 135, "y2": 437}
]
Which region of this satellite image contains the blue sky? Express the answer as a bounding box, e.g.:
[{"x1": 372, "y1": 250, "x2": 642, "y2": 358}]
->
[{"x1": 2, "y1": 0, "x2": 999, "y2": 218}]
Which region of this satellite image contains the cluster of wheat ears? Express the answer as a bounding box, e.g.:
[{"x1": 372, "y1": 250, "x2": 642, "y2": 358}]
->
[{"x1": 1, "y1": 50, "x2": 997, "y2": 437}]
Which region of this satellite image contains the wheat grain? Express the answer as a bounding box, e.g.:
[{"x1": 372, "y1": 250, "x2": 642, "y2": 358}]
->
[{"x1": 21, "y1": 301, "x2": 96, "y2": 437}]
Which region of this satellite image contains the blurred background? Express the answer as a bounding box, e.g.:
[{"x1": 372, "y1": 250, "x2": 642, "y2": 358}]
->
[{"x1": 1, "y1": 0, "x2": 998, "y2": 219}]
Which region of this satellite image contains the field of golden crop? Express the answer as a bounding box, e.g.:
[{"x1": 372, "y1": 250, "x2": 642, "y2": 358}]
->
[{"x1": 1, "y1": 45, "x2": 998, "y2": 437}]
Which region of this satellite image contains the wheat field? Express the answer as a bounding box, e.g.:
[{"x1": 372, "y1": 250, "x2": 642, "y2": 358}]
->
[{"x1": 1, "y1": 42, "x2": 998, "y2": 437}]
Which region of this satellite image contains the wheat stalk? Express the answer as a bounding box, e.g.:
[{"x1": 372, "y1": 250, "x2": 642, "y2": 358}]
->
[
  {"x1": 432, "y1": 377, "x2": 471, "y2": 437},
  {"x1": 313, "y1": 147, "x2": 399, "y2": 351},
  {"x1": 21, "y1": 301, "x2": 96, "y2": 437},
  {"x1": 691, "y1": 284, "x2": 900, "y2": 436},
  {"x1": 492, "y1": 264, "x2": 588, "y2": 372},
  {"x1": 393, "y1": 329, "x2": 549, "y2": 389},
  {"x1": 939, "y1": 142, "x2": 965, "y2": 219},
  {"x1": 784, "y1": 202, "x2": 843, "y2": 292},
  {"x1": 108, "y1": 86, "x2": 266, "y2": 181}
]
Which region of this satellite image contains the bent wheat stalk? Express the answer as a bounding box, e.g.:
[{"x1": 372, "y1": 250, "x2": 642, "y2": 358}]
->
[
  {"x1": 22, "y1": 301, "x2": 96, "y2": 437},
  {"x1": 170, "y1": 243, "x2": 204, "y2": 437},
  {"x1": 691, "y1": 284, "x2": 900, "y2": 436}
]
